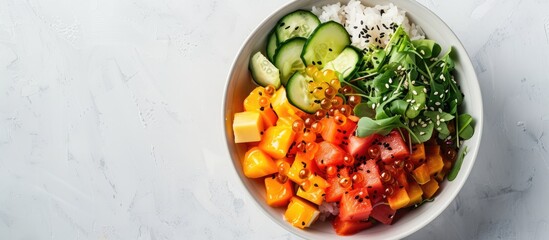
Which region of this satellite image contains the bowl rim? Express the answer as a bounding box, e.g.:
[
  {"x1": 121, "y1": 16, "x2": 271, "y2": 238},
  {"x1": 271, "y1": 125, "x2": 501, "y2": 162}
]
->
[{"x1": 222, "y1": 0, "x2": 484, "y2": 239}]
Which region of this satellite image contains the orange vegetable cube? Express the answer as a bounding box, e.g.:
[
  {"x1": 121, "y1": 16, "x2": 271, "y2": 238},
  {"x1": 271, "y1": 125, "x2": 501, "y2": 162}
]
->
[
  {"x1": 244, "y1": 87, "x2": 278, "y2": 128},
  {"x1": 258, "y1": 126, "x2": 296, "y2": 159},
  {"x1": 426, "y1": 154, "x2": 444, "y2": 175},
  {"x1": 388, "y1": 187, "x2": 410, "y2": 210},
  {"x1": 265, "y1": 176, "x2": 294, "y2": 207},
  {"x1": 242, "y1": 147, "x2": 278, "y2": 178},
  {"x1": 410, "y1": 143, "x2": 426, "y2": 165},
  {"x1": 284, "y1": 197, "x2": 320, "y2": 229},
  {"x1": 421, "y1": 178, "x2": 439, "y2": 199},
  {"x1": 412, "y1": 164, "x2": 431, "y2": 185},
  {"x1": 406, "y1": 182, "x2": 424, "y2": 207}
]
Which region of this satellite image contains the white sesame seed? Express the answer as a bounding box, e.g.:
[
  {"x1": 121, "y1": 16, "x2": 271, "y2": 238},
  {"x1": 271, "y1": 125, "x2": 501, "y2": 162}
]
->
[
  {"x1": 438, "y1": 108, "x2": 443, "y2": 113},
  {"x1": 420, "y1": 50, "x2": 425, "y2": 55},
  {"x1": 411, "y1": 81, "x2": 416, "y2": 85},
  {"x1": 436, "y1": 120, "x2": 440, "y2": 126},
  {"x1": 434, "y1": 92, "x2": 438, "y2": 95},
  {"x1": 435, "y1": 102, "x2": 441, "y2": 106},
  {"x1": 372, "y1": 103, "x2": 376, "y2": 109},
  {"x1": 441, "y1": 119, "x2": 445, "y2": 122},
  {"x1": 382, "y1": 96, "x2": 387, "y2": 101},
  {"x1": 388, "y1": 78, "x2": 393, "y2": 83},
  {"x1": 445, "y1": 89, "x2": 449, "y2": 93},
  {"x1": 385, "y1": 83, "x2": 389, "y2": 88},
  {"x1": 430, "y1": 107, "x2": 435, "y2": 111},
  {"x1": 440, "y1": 94, "x2": 444, "y2": 98},
  {"x1": 436, "y1": 115, "x2": 440, "y2": 120},
  {"x1": 436, "y1": 127, "x2": 442, "y2": 131},
  {"x1": 420, "y1": 131, "x2": 425, "y2": 135},
  {"x1": 423, "y1": 88, "x2": 428, "y2": 93},
  {"x1": 421, "y1": 123, "x2": 427, "y2": 128},
  {"x1": 406, "y1": 99, "x2": 412, "y2": 103},
  {"x1": 413, "y1": 90, "x2": 418, "y2": 95}
]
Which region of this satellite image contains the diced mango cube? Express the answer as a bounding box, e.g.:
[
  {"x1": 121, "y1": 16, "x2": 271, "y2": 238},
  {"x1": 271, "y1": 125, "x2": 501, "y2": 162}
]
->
[
  {"x1": 276, "y1": 115, "x2": 301, "y2": 128},
  {"x1": 242, "y1": 147, "x2": 277, "y2": 178},
  {"x1": 258, "y1": 126, "x2": 296, "y2": 159},
  {"x1": 421, "y1": 178, "x2": 439, "y2": 199},
  {"x1": 233, "y1": 111, "x2": 264, "y2": 143},
  {"x1": 412, "y1": 164, "x2": 431, "y2": 185},
  {"x1": 284, "y1": 197, "x2": 320, "y2": 229},
  {"x1": 287, "y1": 152, "x2": 314, "y2": 184},
  {"x1": 388, "y1": 188, "x2": 410, "y2": 210},
  {"x1": 296, "y1": 174, "x2": 330, "y2": 205},
  {"x1": 244, "y1": 87, "x2": 278, "y2": 128},
  {"x1": 271, "y1": 87, "x2": 302, "y2": 118},
  {"x1": 265, "y1": 176, "x2": 294, "y2": 207}
]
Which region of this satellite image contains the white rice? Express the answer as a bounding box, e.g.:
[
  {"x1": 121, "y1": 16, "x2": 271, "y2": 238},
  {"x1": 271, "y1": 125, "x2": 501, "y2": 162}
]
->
[
  {"x1": 318, "y1": 201, "x2": 339, "y2": 221},
  {"x1": 312, "y1": 0, "x2": 425, "y2": 50}
]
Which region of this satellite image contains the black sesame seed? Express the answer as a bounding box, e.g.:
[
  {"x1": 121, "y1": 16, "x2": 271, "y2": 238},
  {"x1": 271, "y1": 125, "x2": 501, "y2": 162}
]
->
[
  {"x1": 358, "y1": 198, "x2": 363, "y2": 203},
  {"x1": 302, "y1": 221, "x2": 305, "y2": 226},
  {"x1": 259, "y1": 106, "x2": 265, "y2": 111},
  {"x1": 295, "y1": 26, "x2": 299, "y2": 30},
  {"x1": 317, "y1": 61, "x2": 322, "y2": 65},
  {"x1": 285, "y1": 26, "x2": 290, "y2": 30},
  {"x1": 314, "y1": 183, "x2": 319, "y2": 187},
  {"x1": 366, "y1": 170, "x2": 371, "y2": 173},
  {"x1": 279, "y1": 22, "x2": 285, "y2": 27}
]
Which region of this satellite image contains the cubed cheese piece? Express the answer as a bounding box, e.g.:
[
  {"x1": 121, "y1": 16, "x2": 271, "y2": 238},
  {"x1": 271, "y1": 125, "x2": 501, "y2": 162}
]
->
[
  {"x1": 233, "y1": 111, "x2": 264, "y2": 143},
  {"x1": 421, "y1": 178, "x2": 439, "y2": 199}
]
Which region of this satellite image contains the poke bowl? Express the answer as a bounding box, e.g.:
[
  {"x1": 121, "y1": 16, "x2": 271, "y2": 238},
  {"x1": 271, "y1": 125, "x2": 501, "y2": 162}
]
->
[{"x1": 223, "y1": 0, "x2": 483, "y2": 239}]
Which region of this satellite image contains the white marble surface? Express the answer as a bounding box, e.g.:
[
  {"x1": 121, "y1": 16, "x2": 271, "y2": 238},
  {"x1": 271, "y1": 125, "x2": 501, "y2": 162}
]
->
[{"x1": 1, "y1": 0, "x2": 548, "y2": 239}]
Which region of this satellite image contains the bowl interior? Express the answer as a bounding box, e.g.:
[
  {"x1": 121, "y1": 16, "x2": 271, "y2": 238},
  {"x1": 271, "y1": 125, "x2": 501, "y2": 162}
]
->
[{"x1": 223, "y1": 0, "x2": 483, "y2": 239}]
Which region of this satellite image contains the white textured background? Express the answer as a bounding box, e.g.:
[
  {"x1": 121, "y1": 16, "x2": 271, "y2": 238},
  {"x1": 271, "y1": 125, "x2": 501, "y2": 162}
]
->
[{"x1": 0, "y1": 0, "x2": 548, "y2": 239}]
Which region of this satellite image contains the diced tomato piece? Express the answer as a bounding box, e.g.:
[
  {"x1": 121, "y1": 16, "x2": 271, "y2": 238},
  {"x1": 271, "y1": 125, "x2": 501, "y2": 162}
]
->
[
  {"x1": 314, "y1": 141, "x2": 346, "y2": 171},
  {"x1": 332, "y1": 216, "x2": 373, "y2": 236},
  {"x1": 339, "y1": 188, "x2": 372, "y2": 221},
  {"x1": 325, "y1": 168, "x2": 350, "y2": 203},
  {"x1": 320, "y1": 117, "x2": 356, "y2": 145},
  {"x1": 370, "y1": 204, "x2": 397, "y2": 225},
  {"x1": 345, "y1": 134, "x2": 380, "y2": 162},
  {"x1": 353, "y1": 160, "x2": 384, "y2": 199},
  {"x1": 379, "y1": 130, "x2": 410, "y2": 163}
]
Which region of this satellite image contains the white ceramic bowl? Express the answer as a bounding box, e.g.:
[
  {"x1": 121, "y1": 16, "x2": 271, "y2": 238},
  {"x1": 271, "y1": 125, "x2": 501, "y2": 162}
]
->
[{"x1": 223, "y1": 0, "x2": 483, "y2": 239}]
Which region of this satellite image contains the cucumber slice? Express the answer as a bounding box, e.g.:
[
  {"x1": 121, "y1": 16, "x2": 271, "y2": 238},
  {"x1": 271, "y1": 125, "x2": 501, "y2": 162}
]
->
[
  {"x1": 323, "y1": 46, "x2": 363, "y2": 80},
  {"x1": 266, "y1": 30, "x2": 278, "y2": 62},
  {"x1": 275, "y1": 10, "x2": 320, "y2": 43},
  {"x1": 286, "y1": 72, "x2": 320, "y2": 114},
  {"x1": 301, "y1": 21, "x2": 351, "y2": 69},
  {"x1": 249, "y1": 52, "x2": 281, "y2": 89},
  {"x1": 274, "y1": 37, "x2": 306, "y2": 86}
]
